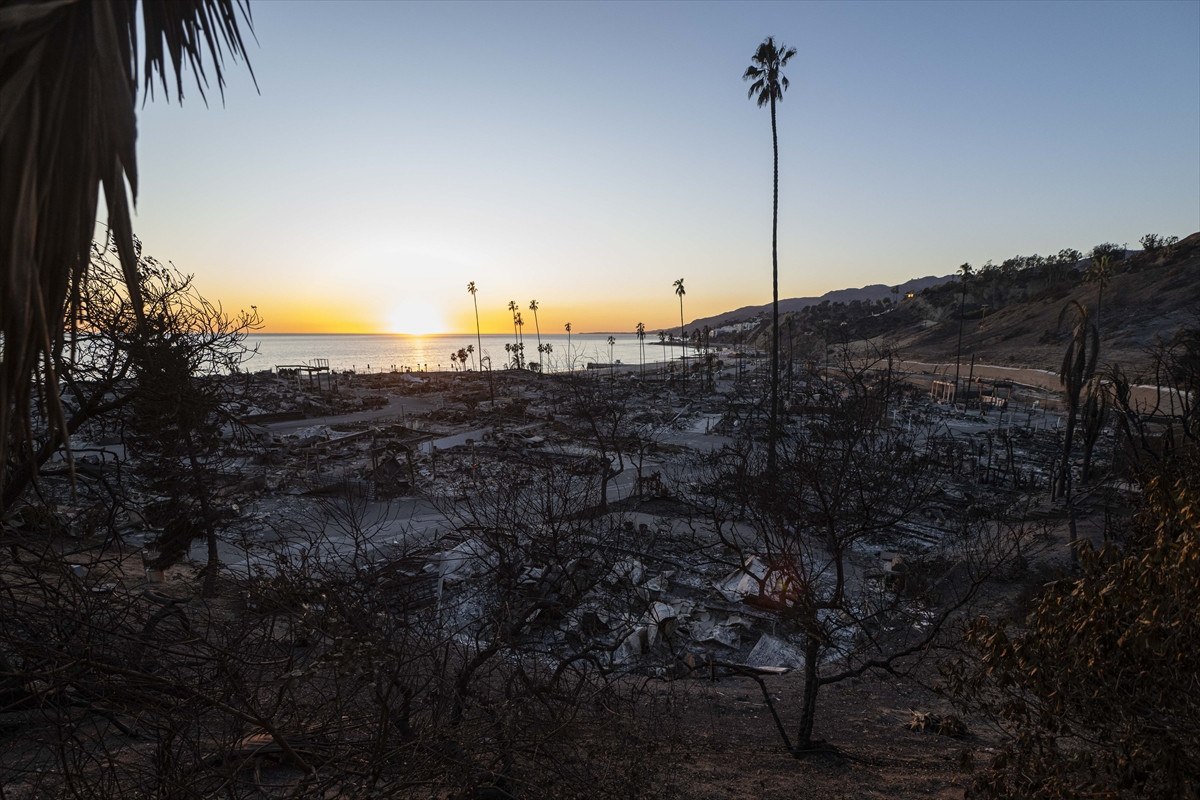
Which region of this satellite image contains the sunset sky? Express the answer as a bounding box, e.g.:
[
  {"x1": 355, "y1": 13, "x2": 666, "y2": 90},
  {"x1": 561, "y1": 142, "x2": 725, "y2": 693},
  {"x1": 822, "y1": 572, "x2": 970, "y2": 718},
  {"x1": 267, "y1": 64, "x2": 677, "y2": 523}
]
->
[{"x1": 128, "y1": 0, "x2": 1199, "y2": 334}]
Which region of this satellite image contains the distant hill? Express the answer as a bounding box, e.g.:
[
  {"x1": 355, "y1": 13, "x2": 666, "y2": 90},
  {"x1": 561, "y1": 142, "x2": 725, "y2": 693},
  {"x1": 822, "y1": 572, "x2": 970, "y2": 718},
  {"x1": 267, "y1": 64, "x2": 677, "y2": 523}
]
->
[
  {"x1": 885, "y1": 233, "x2": 1200, "y2": 374},
  {"x1": 690, "y1": 274, "x2": 952, "y2": 331},
  {"x1": 731, "y1": 232, "x2": 1200, "y2": 377}
]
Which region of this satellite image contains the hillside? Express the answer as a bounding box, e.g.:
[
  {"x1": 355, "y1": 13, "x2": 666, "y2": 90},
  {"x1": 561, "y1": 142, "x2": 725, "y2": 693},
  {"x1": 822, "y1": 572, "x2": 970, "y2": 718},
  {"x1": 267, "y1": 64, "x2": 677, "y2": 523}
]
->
[
  {"x1": 729, "y1": 233, "x2": 1200, "y2": 378},
  {"x1": 893, "y1": 237, "x2": 1200, "y2": 374},
  {"x1": 689, "y1": 274, "x2": 952, "y2": 331}
]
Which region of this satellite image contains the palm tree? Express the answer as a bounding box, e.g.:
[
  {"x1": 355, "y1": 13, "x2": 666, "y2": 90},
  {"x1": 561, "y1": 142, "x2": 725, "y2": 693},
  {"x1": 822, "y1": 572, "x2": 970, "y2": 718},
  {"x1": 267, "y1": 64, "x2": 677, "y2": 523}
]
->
[
  {"x1": 516, "y1": 312, "x2": 525, "y2": 369},
  {"x1": 466, "y1": 343, "x2": 475, "y2": 371},
  {"x1": 607, "y1": 335, "x2": 616, "y2": 382},
  {"x1": 564, "y1": 322, "x2": 573, "y2": 372},
  {"x1": 953, "y1": 262, "x2": 973, "y2": 405},
  {"x1": 467, "y1": 282, "x2": 483, "y2": 370},
  {"x1": 1, "y1": 1, "x2": 254, "y2": 473},
  {"x1": 529, "y1": 300, "x2": 543, "y2": 373},
  {"x1": 507, "y1": 301, "x2": 521, "y2": 368},
  {"x1": 467, "y1": 283, "x2": 493, "y2": 401},
  {"x1": 636, "y1": 322, "x2": 647, "y2": 378},
  {"x1": 745, "y1": 36, "x2": 797, "y2": 475},
  {"x1": 1085, "y1": 253, "x2": 1113, "y2": 336},
  {"x1": 674, "y1": 278, "x2": 687, "y2": 387},
  {"x1": 542, "y1": 341, "x2": 553, "y2": 372}
]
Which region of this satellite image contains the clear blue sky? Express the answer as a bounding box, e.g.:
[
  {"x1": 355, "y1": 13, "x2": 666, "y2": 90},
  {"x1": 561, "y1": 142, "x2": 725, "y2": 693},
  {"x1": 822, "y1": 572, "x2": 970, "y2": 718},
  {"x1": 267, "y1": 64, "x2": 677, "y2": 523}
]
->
[{"x1": 130, "y1": 0, "x2": 1200, "y2": 333}]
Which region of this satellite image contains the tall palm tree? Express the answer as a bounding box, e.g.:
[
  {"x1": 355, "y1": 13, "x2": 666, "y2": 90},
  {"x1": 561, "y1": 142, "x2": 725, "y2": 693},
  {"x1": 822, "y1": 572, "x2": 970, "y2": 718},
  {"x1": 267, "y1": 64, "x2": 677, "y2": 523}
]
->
[
  {"x1": 515, "y1": 311, "x2": 525, "y2": 369},
  {"x1": 674, "y1": 278, "x2": 687, "y2": 387},
  {"x1": 467, "y1": 282, "x2": 483, "y2": 370},
  {"x1": 529, "y1": 299, "x2": 543, "y2": 373},
  {"x1": 745, "y1": 36, "x2": 796, "y2": 475},
  {"x1": 607, "y1": 335, "x2": 616, "y2": 382},
  {"x1": 467, "y1": 282, "x2": 494, "y2": 401},
  {"x1": 564, "y1": 322, "x2": 573, "y2": 372},
  {"x1": 1, "y1": 1, "x2": 254, "y2": 474},
  {"x1": 507, "y1": 301, "x2": 520, "y2": 368},
  {"x1": 636, "y1": 322, "x2": 646, "y2": 378},
  {"x1": 953, "y1": 262, "x2": 973, "y2": 405}
]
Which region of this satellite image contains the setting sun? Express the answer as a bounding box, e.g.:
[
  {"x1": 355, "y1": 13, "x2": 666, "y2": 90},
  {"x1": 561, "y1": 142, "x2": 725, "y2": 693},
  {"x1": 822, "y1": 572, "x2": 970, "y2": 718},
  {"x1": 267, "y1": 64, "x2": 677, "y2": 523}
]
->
[{"x1": 385, "y1": 302, "x2": 446, "y2": 335}]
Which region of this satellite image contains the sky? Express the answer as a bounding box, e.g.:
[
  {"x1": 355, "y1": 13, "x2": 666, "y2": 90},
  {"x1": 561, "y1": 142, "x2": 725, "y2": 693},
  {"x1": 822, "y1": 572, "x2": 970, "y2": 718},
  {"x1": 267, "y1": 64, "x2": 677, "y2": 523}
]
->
[{"x1": 129, "y1": 0, "x2": 1200, "y2": 334}]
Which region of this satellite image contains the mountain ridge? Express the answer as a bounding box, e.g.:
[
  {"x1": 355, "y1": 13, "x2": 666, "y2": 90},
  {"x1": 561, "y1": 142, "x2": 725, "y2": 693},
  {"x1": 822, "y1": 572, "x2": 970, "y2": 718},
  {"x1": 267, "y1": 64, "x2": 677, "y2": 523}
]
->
[{"x1": 689, "y1": 274, "x2": 953, "y2": 331}]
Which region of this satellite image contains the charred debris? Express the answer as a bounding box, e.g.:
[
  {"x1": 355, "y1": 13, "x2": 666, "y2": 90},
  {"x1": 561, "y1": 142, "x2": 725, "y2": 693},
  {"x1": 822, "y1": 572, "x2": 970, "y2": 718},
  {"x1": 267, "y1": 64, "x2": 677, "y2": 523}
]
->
[{"x1": 10, "y1": 355, "x2": 1083, "y2": 669}]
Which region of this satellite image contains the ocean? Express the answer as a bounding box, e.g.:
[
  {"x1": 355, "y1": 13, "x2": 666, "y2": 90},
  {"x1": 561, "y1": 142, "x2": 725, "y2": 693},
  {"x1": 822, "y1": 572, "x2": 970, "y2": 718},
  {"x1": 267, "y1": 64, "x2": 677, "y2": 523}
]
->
[{"x1": 242, "y1": 333, "x2": 692, "y2": 375}]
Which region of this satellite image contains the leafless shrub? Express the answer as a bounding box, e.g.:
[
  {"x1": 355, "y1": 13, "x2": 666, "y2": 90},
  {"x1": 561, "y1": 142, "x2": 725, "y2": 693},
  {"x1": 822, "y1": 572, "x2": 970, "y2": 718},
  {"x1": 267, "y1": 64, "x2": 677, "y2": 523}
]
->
[
  {"x1": 677, "y1": 353, "x2": 1037, "y2": 755},
  {"x1": 1, "y1": 457, "x2": 675, "y2": 797}
]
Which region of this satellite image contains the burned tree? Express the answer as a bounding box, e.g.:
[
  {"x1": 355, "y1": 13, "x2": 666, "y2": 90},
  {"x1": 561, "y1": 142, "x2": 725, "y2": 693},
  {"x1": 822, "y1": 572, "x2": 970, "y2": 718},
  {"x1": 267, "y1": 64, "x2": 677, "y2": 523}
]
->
[
  {"x1": 682, "y1": 354, "x2": 1033, "y2": 754},
  {"x1": 1056, "y1": 300, "x2": 1100, "y2": 556},
  {"x1": 0, "y1": 468, "x2": 671, "y2": 798},
  {"x1": 2, "y1": 240, "x2": 260, "y2": 531},
  {"x1": 560, "y1": 373, "x2": 633, "y2": 513},
  {"x1": 125, "y1": 260, "x2": 259, "y2": 596}
]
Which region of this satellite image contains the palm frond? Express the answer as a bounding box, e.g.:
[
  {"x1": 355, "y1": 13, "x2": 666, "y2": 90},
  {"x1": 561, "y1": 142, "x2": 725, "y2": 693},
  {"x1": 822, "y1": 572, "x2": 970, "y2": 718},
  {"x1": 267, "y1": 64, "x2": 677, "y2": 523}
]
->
[
  {"x1": 0, "y1": 0, "x2": 254, "y2": 487},
  {"x1": 744, "y1": 36, "x2": 796, "y2": 108}
]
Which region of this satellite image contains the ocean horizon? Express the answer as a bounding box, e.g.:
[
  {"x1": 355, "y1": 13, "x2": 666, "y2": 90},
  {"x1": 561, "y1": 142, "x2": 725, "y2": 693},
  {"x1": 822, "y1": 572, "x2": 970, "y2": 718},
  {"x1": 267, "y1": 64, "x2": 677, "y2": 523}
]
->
[{"x1": 244, "y1": 332, "x2": 701, "y2": 375}]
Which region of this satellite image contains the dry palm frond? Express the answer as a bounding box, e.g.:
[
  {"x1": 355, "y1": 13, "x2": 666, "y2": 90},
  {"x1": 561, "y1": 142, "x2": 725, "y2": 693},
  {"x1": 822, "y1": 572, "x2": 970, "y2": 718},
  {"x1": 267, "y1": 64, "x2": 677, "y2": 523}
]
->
[
  {"x1": 0, "y1": 0, "x2": 254, "y2": 489},
  {"x1": 1059, "y1": 300, "x2": 1100, "y2": 406}
]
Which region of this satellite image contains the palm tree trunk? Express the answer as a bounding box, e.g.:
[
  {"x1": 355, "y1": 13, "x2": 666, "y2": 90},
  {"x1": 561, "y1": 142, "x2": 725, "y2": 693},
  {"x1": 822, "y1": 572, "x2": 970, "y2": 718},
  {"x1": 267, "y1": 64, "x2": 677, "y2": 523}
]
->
[
  {"x1": 767, "y1": 95, "x2": 781, "y2": 476},
  {"x1": 533, "y1": 310, "x2": 543, "y2": 374},
  {"x1": 512, "y1": 317, "x2": 519, "y2": 368},
  {"x1": 473, "y1": 296, "x2": 483, "y2": 372},
  {"x1": 954, "y1": 284, "x2": 966, "y2": 404},
  {"x1": 679, "y1": 299, "x2": 687, "y2": 388}
]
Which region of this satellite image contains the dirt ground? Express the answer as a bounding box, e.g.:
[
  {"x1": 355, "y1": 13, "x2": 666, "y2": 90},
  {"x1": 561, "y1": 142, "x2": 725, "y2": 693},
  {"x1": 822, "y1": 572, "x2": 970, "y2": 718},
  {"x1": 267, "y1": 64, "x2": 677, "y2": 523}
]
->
[
  {"x1": 653, "y1": 671, "x2": 977, "y2": 800},
  {"x1": 647, "y1": 499, "x2": 1103, "y2": 800}
]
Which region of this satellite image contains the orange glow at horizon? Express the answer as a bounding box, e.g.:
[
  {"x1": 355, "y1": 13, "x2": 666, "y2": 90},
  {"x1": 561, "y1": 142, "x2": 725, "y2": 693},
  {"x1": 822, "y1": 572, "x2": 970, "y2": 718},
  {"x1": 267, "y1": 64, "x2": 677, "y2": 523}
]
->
[
  {"x1": 247, "y1": 294, "x2": 764, "y2": 335},
  {"x1": 224, "y1": 276, "x2": 765, "y2": 336}
]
